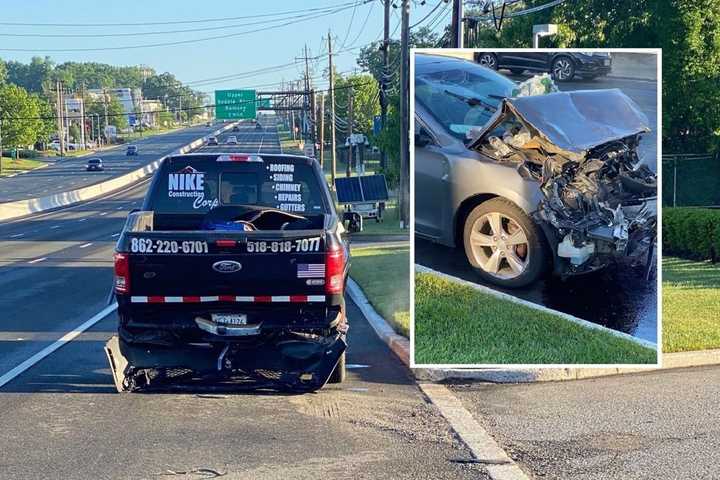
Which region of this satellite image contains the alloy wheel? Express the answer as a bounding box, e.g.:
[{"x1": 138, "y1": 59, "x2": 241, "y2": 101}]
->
[
  {"x1": 468, "y1": 211, "x2": 530, "y2": 280},
  {"x1": 478, "y1": 53, "x2": 497, "y2": 69},
  {"x1": 553, "y1": 58, "x2": 573, "y2": 80}
]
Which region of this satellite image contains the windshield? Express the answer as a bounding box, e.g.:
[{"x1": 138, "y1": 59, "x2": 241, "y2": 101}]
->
[
  {"x1": 148, "y1": 157, "x2": 328, "y2": 215},
  {"x1": 415, "y1": 66, "x2": 515, "y2": 140}
]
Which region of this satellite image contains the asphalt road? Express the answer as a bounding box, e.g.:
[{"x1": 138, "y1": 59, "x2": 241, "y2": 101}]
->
[
  {"x1": 0, "y1": 120, "x2": 489, "y2": 479},
  {"x1": 0, "y1": 123, "x2": 219, "y2": 203},
  {"x1": 416, "y1": 74, "x2": 659, "y2": 343},
  {"x1": 450, "y1": 366, "x2": 720, "y2": 479}
]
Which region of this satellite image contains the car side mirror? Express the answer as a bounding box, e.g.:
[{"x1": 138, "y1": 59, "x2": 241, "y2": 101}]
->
[
  {"x1": 343, "y1": 212, "x2": 363, "y2": 233},
  {"x1": 415, "y1": 129, "x2": 433, "y2": 147}
]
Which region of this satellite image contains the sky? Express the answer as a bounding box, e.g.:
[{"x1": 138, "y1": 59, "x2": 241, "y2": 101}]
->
[{"x1": 0, "y1": 0, "x2": 450, "y2": 94}]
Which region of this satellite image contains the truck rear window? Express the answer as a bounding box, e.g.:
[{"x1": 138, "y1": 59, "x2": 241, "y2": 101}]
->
[{"x1": 148, "y1": 156, "x2": 327, "y2": 215}]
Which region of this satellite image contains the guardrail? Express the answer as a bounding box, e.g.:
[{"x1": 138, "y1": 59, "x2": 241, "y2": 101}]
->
[{"x1": 0, "y1": 122, "x2": 237, "y2": 222}]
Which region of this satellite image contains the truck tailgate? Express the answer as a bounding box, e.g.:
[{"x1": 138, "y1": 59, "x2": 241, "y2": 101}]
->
[{"x1": 126, "y1": 231, "x2": 329, "y2": 299}]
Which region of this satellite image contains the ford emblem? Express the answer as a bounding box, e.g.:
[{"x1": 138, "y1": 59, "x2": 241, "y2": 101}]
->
[{"x1": 212, "y1": 260, "x2": 242, "y2": 273}]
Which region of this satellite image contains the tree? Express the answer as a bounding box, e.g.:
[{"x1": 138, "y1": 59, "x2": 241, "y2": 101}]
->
[
  {"x1": 0, "y1": 59, "x2": 6, "y2": 85},
  {"x1": 463, "y1": 0, "x2": 658, "y2": 49},
  {"x1": 0, "y1": 84, "x2": 46, "y2": 147},
  {"x1": 86, "y1": 93, "x2": 128, "y2": 130},
  {"x1": 334, "y1": 73, "x2": 380, "y2": 138},
  {"x1": 657, "y1": 0, "x2": 720, "y2": 154},
  {"x1": 69, "y1": 123, "x2": 81, "y2": 143},
  {"x1": 372, "y1": 91, "x2": 401, "y2": 187},
  {"x1": 5, "y1": 56, "x2": 54, "y2": 93},
  {"x1": 33, "y1": 94, "x2": 56, "y2": 143}
]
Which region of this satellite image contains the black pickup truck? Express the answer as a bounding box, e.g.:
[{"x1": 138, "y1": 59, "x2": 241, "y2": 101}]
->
[{"x1": 105, "y1": 153, "x2": 359, "y2": 392}]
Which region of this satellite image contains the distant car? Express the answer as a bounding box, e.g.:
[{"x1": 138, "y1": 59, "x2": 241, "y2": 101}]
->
[
  {"x1": 474, "y1": 51, "x2": 612, "y2": 81},
  {"x1": 232, "y1": 125, "x2": 240, "y2": 132},
  {"x1": 226, "y1": 136, "x2": 238, "y2": 145},
  {"x1": 126, "y1": 145, "x2": 138, "y2": 156},
  {"x1": 255, "y1": 122, "x2": 263, "y2": 131},
  {"x1": 86, "y1": 158, "x2": 104, "y2": 171},
  {"x1": 207, "y1": 136, "x2": 218, "y2": 146}
]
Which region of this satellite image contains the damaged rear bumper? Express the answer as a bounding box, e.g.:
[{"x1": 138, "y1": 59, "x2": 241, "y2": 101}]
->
[{"x1": 105, "y1": 329, "x2": 347, "y2": 393}]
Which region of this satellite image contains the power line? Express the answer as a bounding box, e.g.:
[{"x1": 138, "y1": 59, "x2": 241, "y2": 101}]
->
[
  {"x1": 0, "y1": 1, "x2": 372, "y2": 52},
  {"x1": 410, "y1": 0, "x2": 445, "y2": 29},
  {"x1": 0, "y1": 2, "x2": 361, "y2": 27},
  {"x1": 0, "y1": 8, "x2": 353, "y2": 38}
]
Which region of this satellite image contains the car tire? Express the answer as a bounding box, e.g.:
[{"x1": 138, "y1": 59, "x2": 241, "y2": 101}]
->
[
  {"x1": 327, "y1": 351, "x2": 346, "y2": 384},
  {"x1": 551, "y1": 56, "x2": 576, "y2": 81},
  {"x1": 463, "y1": 198, "x2": 547, "y2": 288},
  {"x1": 476, "y1": 53, "x2": 498, "y2": 70}
]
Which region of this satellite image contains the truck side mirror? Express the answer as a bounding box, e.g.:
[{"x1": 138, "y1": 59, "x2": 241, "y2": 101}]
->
[{"x1": 343, "y1": 212, "x2": 363, "y2": 233}]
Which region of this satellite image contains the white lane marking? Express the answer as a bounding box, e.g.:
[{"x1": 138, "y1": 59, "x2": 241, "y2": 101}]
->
[
  {"x1": 419, "y1": 383, "x2": 531, "y2": 480},
  {"x1": 27, "y1": 257, "x2": 47, "y2": 264},
  {"x1": 346, "y1": 364, "x2": 370, "y2": 369},
  {"x1": 78, "y1": 218, "x2": 87, "y2": 222},
  {"x1": 79, "y1": 242, "x2": 93, "y2": 249},
  {"x1": 0, "y1": 303, "x2": 118, "y2": 389},
  {"x1": 10, "y1": 233, "x2": 24, "y2": 238},
  {"x1": 111, "y1": 233, "x2": 120, "y2": 237},
  {"x1": 99, "y1": 212, "x2": 108, "y2": 216},
  {"x1": 116, "y1": 206, "x2": 123, "y2": 210},
  {"x1": 50, "y1": 225, "x2": 61, "y2": 229}
]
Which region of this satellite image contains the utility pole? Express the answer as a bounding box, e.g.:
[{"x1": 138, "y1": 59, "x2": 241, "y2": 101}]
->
[
  {"x1": 80, "y1": 82, "x2": 86, "y2": 148},
  {"x1": 319, "y1": 94, "x2": 325, "y2": 169},
  {"x1": 302, "y1": 44, "x2": 312, "y2": 142},
  {"x1": 102, "y1": 88, "x2": 108, "y2": 144},
  {"x1": 399, "y1": 0, "x2": 410, "y2": 228},
  {"x1": 346, "y1": 90, "x2": 353, "y2": 177},
  {"x1": 327, "y1": 29, "x2": 337, "y2": 189},
  {"x1": 451, "y1": 0, "x2": 464, "y2": 48},
  {"x1": 56, "y1": 81, "x2": 66, "y2": 156},
  {"x1": 380, "y1": 0, "x2": 391, "y2": 171}
]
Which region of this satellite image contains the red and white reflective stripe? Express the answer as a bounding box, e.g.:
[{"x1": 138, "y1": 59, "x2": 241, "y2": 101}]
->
[
  {"x1": 216, "y1": 154, "x2": 263, "y2": 163},
  {"x1": 129, "y1": 295, "x2": 325, "y2": 303}
]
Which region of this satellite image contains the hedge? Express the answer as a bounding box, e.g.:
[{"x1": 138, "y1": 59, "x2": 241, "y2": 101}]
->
[{"x1": 663, "y1": 208, "x2": 720, "y2": 261}]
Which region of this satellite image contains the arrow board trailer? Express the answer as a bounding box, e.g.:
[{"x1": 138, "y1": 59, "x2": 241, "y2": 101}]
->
[{"x1": 335, "y1": 174, "x2": 390, "y2": 226}]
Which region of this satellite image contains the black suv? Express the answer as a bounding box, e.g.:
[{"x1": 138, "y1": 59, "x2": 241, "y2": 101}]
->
[{"x1": 475, "y1": 52, "x2": 611, "y2": 81}]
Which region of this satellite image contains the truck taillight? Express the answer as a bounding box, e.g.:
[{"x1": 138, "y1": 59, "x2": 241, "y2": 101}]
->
[
  {"x1": 325, "y1": 244, "x2": 345, "y2": 295},
  {"x1": 114, "y1": 253, "x2": 130, "y2": 294}
]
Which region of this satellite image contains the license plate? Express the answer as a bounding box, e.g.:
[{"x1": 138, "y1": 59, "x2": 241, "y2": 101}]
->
[{"x1": 211, "y1": 313, "x2": 247, "y2": 325}]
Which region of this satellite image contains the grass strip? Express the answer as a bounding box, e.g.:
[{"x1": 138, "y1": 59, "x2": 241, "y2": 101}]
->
[
  {"x1": 414, "y1": 272, "x2": 657, "y2": 365},
  {"x1": 662, "y1": 256, "x2": 720, "y2": 353},
  {"x1": 350, "y1": 245, "x2": 409, "y2": 337}
]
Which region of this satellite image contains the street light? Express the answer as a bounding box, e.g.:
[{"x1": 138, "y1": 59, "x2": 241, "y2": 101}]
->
[{"x1": 532, "y1": 24, "x2": 558, "y2": 48}]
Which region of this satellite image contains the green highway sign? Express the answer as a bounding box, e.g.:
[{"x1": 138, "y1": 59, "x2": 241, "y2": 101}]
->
[
  {"x1": 215, "y1": 89, "x2": 256, "y2": 120},
  {"x1": 258, "y1": 97, "x2": 272, "y2": 108}
]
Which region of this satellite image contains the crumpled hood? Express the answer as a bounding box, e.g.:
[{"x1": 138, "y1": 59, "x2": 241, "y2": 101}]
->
[{"x1": 469, "y1": 88, "x2": 651, "y2": 155}]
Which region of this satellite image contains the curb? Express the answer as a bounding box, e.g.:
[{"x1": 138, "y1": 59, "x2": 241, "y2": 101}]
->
[
  {"x1": 0, "y1": 123, "x2": 236, "y2": 221},
  {"x1": 346, "y1": 278, "x2": 410, "y2": 367},
  {"x1": 606, "y1": 74, "x2": 656, "y2": 82},
  {"x1": 415, "y1": 264, "x2": 657, "y2": 351},
  {"x1": 418, "y1": 350, "x2": 720, "y2": 384},
  {"x1": 350, "y1": 233, "x2": 410, "y2": 243}
]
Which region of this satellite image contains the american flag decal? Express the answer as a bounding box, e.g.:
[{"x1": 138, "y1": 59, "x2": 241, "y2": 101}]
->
[{"x1": 297, "y1": 263, "x2": 325, "y2": 278}]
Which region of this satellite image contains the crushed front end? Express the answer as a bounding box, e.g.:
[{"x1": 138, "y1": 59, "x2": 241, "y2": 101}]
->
[{"x1": 472, "y1": 88, "x2": 657, "y2": 276}]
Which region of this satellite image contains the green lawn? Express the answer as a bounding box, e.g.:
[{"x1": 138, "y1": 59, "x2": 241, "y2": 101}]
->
[
  {"x1": 414, "y1": 273, "x2": 657, "y2": 365},
  {"x1": 662, "y1": 257, "x2": 720, "y2": 353},
  {"x1": 350, "y1": 245, "x2": 409, "y2": 337},
  {"x1": 0, "y1": 157, "x2": 48, "y2": 176}
]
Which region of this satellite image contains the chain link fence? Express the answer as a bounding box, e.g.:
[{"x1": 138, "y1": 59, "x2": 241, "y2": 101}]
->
[{"x1": 662, "y1": 153, "x2": 720, "y2": 207}]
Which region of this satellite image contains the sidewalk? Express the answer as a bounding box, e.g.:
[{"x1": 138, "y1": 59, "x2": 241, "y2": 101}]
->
[{"x1": 608, "y1": 52, "x2": 657, "y2": 81}]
